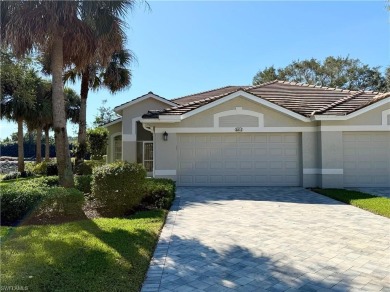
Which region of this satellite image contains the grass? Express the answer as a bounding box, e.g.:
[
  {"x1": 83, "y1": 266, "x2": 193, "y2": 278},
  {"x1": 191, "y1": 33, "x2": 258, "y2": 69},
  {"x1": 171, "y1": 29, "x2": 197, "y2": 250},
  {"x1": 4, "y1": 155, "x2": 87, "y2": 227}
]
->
[
  {"x1": 1, "y1": 210, "x2": 167, "y2": 292},
  {"x1": 0, "y1": 175, "x2": 38, "y2": 186},
  {"x1": 313, "y1": 188, "x2": 390, "y2": 218}
]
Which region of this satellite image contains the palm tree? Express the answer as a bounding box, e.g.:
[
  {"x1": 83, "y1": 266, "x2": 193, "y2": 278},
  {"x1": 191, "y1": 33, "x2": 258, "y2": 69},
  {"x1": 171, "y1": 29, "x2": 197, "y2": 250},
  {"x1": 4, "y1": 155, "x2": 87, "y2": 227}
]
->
[
  {"x1": 0, "y1": 51, "x2": 38, "y2": 172},
  {"x1": 65, "y1": 49, "x2": 133, "y2": 164},
  {"x1": 26, "y1": 85, "x2": 81, "y2": 163},
  {"x1": 25, "y1": 80, "x2": 52, "y2": 163},
  {"x1": 2, "y1": 1, "x2": 132, "y2": 187}
]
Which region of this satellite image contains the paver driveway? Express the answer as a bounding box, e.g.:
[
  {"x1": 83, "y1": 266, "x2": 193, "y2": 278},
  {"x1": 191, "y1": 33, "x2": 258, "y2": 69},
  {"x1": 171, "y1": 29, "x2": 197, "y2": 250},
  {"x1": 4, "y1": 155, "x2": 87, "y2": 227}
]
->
[{"x1": 142, "y1": 187, "x2": 390, "y2": 292}]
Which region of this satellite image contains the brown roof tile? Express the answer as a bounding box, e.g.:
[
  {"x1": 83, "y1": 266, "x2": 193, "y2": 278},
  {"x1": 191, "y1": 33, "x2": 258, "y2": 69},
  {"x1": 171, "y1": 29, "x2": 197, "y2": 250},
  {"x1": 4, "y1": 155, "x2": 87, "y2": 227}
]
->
[{"x1": 142, "y1": 80, "x2": 388, "y2": 119}]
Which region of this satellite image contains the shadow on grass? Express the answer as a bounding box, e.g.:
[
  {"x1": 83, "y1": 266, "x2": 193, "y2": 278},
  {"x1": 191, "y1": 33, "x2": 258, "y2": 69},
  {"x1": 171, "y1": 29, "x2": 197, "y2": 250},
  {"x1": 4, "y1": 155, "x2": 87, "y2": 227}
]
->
[{"x1": 1, "y1": 210, "x2": 165, "y2": 292}]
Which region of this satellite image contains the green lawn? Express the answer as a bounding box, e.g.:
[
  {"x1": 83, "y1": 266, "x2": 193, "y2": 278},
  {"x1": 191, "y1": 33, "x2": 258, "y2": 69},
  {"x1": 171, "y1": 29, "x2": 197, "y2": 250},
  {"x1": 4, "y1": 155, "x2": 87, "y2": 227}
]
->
[
  {"x1": 313, "y1": 189, "x2": 390, "y2": 218},
  {"x1": 1, "y1": 210, "x2": 166, "y2": 292}
]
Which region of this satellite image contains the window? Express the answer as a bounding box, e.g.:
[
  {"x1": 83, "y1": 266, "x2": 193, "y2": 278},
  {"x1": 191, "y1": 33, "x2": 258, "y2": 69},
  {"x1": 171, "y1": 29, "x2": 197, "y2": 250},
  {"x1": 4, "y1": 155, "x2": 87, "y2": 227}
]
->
[{"x1": 114, "y1": 135, "x2": 122, "y2": 161}]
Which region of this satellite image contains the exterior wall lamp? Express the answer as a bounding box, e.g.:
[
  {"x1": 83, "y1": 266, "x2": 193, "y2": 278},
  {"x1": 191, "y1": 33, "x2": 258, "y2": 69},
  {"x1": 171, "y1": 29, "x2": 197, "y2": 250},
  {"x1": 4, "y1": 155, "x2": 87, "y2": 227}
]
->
[{"x1": 163, "y1": 131, "x2": 168, "y2": 141}]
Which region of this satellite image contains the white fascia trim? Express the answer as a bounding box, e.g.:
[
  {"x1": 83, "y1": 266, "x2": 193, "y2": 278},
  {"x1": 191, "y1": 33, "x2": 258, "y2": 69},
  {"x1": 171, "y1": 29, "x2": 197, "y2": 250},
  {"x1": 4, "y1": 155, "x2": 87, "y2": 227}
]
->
[
  {"x1": 159, "y1": 115, "x2": 182, "y2": 121},
  {"x1": 320, "y1": 125, "x2": 390, "y2": 132},
  {"x1": 303, "y1": 168, "x2": 343, "y2": 175},
  {"x1": 155, "y1": 126, "x2": 317, "y2": 133},
  {"x1": 214, "y1": 107, "x2": 264, "y2": 127},
  {"x1": 104, "y1": 118, "x2": 122, "y2": 128},
  {"x1": 312, "y1": 97, "x2": 390, "y2": 121},
  {"x1": 155, "y1": 170, "x2": 177, "y2": 176},
  {"x1": 180, "y1": 90, "x2": 311, "y2": 122},
  {"x1": 141, "y1": 118, "x2": 180, "y2": 124},
  {"x1": 114, "y1": 93, "x2": 177, "y2": 113},
  {"x1": 382, "y1": 109, "x2": 390, "y2": 126}
]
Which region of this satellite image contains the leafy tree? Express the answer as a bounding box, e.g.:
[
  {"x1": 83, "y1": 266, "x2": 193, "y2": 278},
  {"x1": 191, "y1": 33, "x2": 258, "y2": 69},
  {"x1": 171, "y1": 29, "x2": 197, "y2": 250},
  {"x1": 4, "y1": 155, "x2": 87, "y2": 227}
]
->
[
  {"x1": 253, "y1": 56, "x2": 387, "y2": 92},
  {"x1": 87, "y1": 127, "x2": 109, "y2": 160},
  {"x1": 93, "y1": 99, "x2": 119, "y2": 127},
  {"x1": 2, "y1": 1, "x2": 132, "y2": 187},
  {"x1": 0, "y1": 51, "x2": 39, "y2": 172}
]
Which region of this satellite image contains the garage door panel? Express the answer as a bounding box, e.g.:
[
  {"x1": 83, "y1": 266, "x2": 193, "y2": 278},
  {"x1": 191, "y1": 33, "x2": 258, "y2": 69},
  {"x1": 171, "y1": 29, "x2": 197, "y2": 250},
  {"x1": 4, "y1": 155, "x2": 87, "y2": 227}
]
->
[
  {"x1": 177, "y1": 133, "x2": 300, "y2": 186},
  {"x1": 343, "y1": 132, "x2": 390, "y2": 187}
]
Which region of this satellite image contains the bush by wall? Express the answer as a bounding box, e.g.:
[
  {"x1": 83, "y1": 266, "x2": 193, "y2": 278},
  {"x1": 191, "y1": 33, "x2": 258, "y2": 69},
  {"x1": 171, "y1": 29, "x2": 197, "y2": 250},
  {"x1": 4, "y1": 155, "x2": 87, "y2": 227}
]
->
[
  {"x1": 1, "y1": 184, "x2": 84, "y2": 225},
  {"x1": 91, "y1": 162, "x2": 146, "y2": 217},
  {"x1": 142, "y1": 179, "x2": 176, "y2": 210}
]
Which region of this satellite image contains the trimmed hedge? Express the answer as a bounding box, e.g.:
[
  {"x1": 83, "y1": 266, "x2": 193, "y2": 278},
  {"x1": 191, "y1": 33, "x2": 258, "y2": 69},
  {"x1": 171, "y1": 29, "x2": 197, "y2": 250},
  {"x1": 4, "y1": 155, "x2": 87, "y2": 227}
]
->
[
  {"x1": 142, "y1": 178, "x2": 176, "y2": 209},
  {"x1": 1, "y1": 184, "x2": 84, "y2": 225},
  {"x1": 91, "y1": 162, "x2": 146, "y2": 217}
]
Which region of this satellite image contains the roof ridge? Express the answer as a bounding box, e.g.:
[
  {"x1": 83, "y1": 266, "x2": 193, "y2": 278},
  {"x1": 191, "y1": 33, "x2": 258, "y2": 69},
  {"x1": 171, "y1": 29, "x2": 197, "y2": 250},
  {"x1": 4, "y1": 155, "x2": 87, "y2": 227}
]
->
[
  {"x1": 114, "y1": 91, "x2": 177, "y2": 110},
  {"x1": 310, "y1": 90, "x2": 365, "y2": 116},
  {"x1": 243, "y1": 79, "x2": 279, "y2": 91},
  {"x1": 349, "y1": 91, "x2": 390, "y2": 113},
  {"x1": 160, "y1": 87, "x2": 244, "y2": 113},
  {"x1": 274, "y1": 80, "x2": 371, "y2": 94},
  {"x1": 171, "y1": 85, "x2": 247, "y2": 101}
]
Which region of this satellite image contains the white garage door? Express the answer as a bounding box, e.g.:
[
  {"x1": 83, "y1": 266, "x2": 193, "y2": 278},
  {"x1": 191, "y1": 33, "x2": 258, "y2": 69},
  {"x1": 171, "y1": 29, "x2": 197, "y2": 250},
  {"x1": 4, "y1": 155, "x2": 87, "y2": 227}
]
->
[
  {"x1": 177, "y1": 133, "x2": 301, "y2": 186},
  {"x1": 343, "y1": 132, "x2": 390, "y2": 187}
]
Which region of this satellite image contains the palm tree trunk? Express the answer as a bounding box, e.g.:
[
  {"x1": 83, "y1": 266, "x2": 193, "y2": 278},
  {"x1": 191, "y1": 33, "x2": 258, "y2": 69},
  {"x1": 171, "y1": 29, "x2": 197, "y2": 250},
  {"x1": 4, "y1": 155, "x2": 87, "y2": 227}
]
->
[
  {"x1": 44, "y1": 127, "x2": 50, "y2": 161},
  {"x1": 76, "y1": 69, "x2": 89, "y2": 165},
  {"x1": 36, "y1": 126, "x2": 42, "y2": 163},
  {"x1": 17, "y1": 117, "x2": 25, "y2": 172},
  {"x1": 51, "y1": 33, "x2": 74, "y2": 187}
]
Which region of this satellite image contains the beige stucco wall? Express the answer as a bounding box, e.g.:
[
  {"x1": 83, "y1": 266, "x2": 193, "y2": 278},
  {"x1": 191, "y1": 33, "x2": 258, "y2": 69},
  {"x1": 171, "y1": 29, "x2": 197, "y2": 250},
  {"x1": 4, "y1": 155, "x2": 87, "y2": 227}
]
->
[{"x1": 122, "y1": 99, "x2": 170, "y2": 135}]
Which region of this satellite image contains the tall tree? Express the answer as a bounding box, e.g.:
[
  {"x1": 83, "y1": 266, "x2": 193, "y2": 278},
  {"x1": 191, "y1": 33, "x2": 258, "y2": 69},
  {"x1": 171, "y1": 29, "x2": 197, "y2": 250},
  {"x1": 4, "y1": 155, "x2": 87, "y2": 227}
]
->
[
  {"x1": 25, "y1": 80, "x2": 52, "y2": 163},
  {"x1": 64, "y1": 48, "x2": 133, "y2": 165},
  {"x1": 0, "y1": 51, "x2": 38, "y2": 172},
  {"x1": 2, "y1": 1, "x2": 132, "y2": 187},
  {"x1": 253, "y1": 56, "x2": 387, "y2": 92}
]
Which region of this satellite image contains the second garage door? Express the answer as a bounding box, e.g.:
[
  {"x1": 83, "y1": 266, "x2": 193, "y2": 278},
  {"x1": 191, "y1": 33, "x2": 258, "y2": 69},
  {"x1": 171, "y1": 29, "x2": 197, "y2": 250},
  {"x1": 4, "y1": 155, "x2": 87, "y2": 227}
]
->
[
  {"x1": 343, "y1": 132, "x2": 390, "y2": 187},
  {"x1": 177, "y1": 133, "x2": 301, "y2": 186}
]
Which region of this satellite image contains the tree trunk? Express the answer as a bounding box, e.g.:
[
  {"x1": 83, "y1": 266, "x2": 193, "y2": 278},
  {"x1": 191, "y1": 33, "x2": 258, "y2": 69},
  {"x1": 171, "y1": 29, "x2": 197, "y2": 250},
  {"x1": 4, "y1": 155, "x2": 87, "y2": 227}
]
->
[
  {"x1": 36, "y1": 126, "x2": 42, "y2": 163},
  {"x1": 76, "y1": 69, "x2": 89, "y2": 166},
  {"x1": 51, "y1": 33, "x2": 74, "y2": 187},
  {"x1": 44, "y1": 127, "x2": 50, "y2": 162},
  {"x1": 17, "y1": 117, "x2": 25, "y2": 172}
]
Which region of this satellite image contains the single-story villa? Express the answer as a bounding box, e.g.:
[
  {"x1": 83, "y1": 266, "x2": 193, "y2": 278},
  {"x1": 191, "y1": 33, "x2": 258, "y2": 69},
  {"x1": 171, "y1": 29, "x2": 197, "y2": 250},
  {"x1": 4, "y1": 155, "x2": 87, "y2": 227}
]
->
[{"x1": 104, "y1": 80, "x2": 390, "y2": 188}]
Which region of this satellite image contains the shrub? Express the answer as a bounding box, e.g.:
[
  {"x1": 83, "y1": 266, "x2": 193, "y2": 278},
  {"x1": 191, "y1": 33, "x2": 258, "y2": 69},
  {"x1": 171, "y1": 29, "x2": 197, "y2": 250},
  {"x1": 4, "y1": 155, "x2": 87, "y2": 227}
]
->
[
  {"x1": 75, "y1": 160, "x2": 105, "y2": 175},
  {"x1": 91, "y1": 161, "x2": 146, "y2": 217},
  {"x1": 74, "y1": 162, "x2": 93, "y2": 175},
  {"x1": 1, "y1": 171, "x2": 34, "y2": 181},
  {"x1": 37, "y1": 176, "x2": 60, "y2": 187},
  {"x1": 142, "y1": 179, "x2": 176, "y2": 209},
  {"x1": 0, "y1": 184, "x2": 84, "y2": 225},
  {"x1": 31, "y1": 161, "x2": 48, "y2": 175},
  {"x1": 87, "y1": 127, "x2": 108, "y2": 160},
  {"x1": 46, "y1": 162, "x2": 58, "y2": 176},
  {"x1": 75, "y1": 175, "x2": 92, "y2": 194}
]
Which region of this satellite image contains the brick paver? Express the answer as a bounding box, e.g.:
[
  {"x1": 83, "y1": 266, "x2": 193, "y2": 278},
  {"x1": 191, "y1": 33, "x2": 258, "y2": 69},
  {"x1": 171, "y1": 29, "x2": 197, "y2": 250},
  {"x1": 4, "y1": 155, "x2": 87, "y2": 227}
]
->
[{"x1": 142, "y1": 187, "x2": 390, "y2": 291}]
